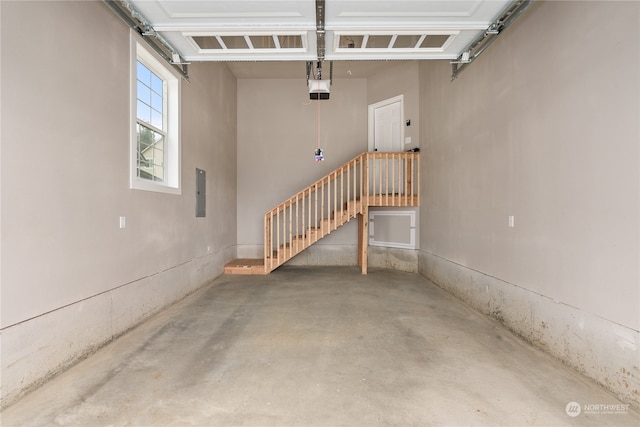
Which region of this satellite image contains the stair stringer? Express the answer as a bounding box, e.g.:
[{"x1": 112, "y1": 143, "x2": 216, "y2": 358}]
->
[{"x1": 265, "y1": 199, "x2": 364, "y2": 273}]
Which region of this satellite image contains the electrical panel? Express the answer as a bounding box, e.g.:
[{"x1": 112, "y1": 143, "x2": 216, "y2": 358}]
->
[{"x1": 196, "y1": 168, "x2": 206, "y2": 217}]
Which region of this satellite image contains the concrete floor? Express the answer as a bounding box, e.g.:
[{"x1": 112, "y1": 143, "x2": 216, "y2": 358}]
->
[{"x1": 2, "y1": 267, "x2": 639, "y2": 426}]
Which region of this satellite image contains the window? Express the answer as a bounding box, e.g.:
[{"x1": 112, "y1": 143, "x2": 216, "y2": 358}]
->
[
  {"x1": 335, "y1": 32, "x2": 456, "y2": 51},
  {"x1": 136, "y1": 61, "x2": 165, "y2": 182},
  {"x1": 131, "y1": 35, "x2": 180, "y2": 194},
  {"x1": 189, "y1": 33, "x2": 306, "y2": 51}
]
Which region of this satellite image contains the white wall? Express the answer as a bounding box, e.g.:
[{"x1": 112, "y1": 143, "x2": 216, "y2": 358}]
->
[
  {"x1": 367, "y1": 61, "x2": 420, "y2": 151},
  {"x1": 0, "y1": 1, "x2": 237, "y2": 407},
  {"x1": 236, "y1": 78, "x2": 368, "y2": 261},
  {"x1": 236, "y1": 65, "x2": 423, "y2": 267},
  {"x1": 419, "y1": 0, "x2": 639, "y2": 405},
  {"x1": 367, "y1": 62, "x2": 421, "y2": 265}
]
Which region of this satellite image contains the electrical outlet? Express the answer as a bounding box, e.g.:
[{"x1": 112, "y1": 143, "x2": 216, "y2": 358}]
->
[
  {"x1": 119, "y1": 216, "x2": 126, "y2": 229},
  {"x1": 508, "y1": 215, "x2": 515, "y2": 228}
]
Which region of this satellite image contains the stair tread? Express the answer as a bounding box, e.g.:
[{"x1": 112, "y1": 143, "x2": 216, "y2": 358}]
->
[
  {"x1": 225, "y1": 258, "x2": 263, "y2": 266},
  {"x1": 224, "y1": 259, "x2": 267, "y2": 275}
]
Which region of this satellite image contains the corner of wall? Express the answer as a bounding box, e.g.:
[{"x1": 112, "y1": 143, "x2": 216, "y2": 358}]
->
[{"x1": 0, "y1": 245, "x2": 234, "y2": 409}]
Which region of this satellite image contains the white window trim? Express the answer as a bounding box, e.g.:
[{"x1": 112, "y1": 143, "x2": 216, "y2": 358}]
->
[{"x1": 130, "y1": 31, "x2": 181, "y2": 195}]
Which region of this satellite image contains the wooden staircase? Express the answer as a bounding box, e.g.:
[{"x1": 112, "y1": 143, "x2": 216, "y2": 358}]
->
[{"x1": 225, "y1": 151, "x2": 420, "y2": 275}]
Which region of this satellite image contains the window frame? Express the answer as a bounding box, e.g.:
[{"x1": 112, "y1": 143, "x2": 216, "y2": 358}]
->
[{"x1": 130, "y1": 32, "x2": 181, "y2": 194}]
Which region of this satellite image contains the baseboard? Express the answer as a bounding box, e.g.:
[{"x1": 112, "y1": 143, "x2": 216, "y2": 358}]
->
[
  {"x1": 236, "y1": 244, "x2": 418, "y2": 273},
  {"x1": 0, "y1": 246, "x2": 235, "y2": 409},
  {"x1": 369, "y1": 246, "x2": 418, "y2": 273},
  {"x1": 418, "y1": 250, "x2": 640, "y2": 407}
]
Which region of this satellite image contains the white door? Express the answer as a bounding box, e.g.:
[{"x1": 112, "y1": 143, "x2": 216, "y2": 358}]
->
[
  {"x1": 368, "y1": 95, "x2": 403, "y2": 152},
  {"x1": 368, "y1": 96, "x2": 404, "y2": 194}
]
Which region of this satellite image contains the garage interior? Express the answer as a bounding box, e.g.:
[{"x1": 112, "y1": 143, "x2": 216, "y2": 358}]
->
[{"x1": 1, "y1": 0, "x2": 639, "y2": 425}]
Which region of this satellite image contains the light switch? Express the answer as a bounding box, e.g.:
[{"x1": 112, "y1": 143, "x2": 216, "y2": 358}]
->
[
  {"x1": 508, "y1": 215, "x2": 515, "y2": 228},
  {"x1": 119, "y1": 216, "x2": 126, "y2": 229}
]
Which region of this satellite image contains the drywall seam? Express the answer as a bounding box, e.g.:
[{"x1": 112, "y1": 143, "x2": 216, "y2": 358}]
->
[
  {"x1": 0, "y1": 246, "x2": 233, "y2": 409},
  {"x1": 418, "y1": 249, "x2": 640, "y2": 408}
]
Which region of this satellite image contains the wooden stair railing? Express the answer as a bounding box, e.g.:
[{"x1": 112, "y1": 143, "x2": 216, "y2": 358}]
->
[
  {"x1": 264, "y1": 151, "x2": 420, "y2": 273},
  {"x1": 224, "y1": 151, "x2": 419, "y2": 275}
]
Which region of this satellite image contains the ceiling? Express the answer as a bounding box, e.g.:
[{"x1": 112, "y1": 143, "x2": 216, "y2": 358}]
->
[
  {"x1": 225, "y1": 60, "x2": 416, "y2": 80},
  {"x1": 128, "y1": 0, "x2": 514, "y2": 66}
]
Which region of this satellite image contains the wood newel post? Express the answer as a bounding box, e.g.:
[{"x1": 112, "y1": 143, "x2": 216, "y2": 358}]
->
[
  {"x1": 264, "y1": 213, "x2": 272, "y2": 272},
  {"x1": 363, "y1": 153, "x2": 370, "y2": 207},
  {"x1": 358, "y1": 206, "x2": 369, "y2": 275},
  {"x1": 406, "y1": 156, "x2": 413, "y2": 198}
]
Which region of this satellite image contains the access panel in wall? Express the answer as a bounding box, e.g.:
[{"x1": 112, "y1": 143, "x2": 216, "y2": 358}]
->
[{"x1": 369, "y1": 210, "x2": 416, "y2": 249}]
